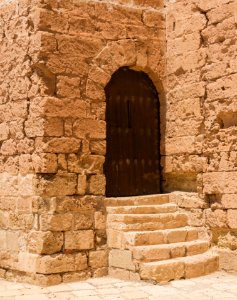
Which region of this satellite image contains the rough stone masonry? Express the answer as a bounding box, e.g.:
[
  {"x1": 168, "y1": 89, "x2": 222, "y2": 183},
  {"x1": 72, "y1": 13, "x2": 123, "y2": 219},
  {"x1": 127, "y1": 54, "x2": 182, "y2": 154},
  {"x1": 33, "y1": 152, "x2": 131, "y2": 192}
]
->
[{"x1": 0, "y1": 0, "x2": 236, "y2": 285}]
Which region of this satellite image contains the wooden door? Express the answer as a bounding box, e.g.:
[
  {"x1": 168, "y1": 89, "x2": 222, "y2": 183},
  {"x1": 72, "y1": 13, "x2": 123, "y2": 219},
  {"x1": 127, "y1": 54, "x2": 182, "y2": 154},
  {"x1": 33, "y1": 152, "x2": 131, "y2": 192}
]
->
[{"x1": 105, "y1": 67, "x2": 161, "y2": 197}]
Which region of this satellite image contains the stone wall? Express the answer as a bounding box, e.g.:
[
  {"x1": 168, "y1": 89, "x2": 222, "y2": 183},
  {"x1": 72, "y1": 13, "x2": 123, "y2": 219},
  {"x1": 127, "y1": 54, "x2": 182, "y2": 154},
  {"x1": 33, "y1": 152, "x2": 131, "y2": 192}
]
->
[
  {"x1": 0, "y1": 0, "x2": 166, "y2": 284},
  {"x1": 164, "y1": 0, "x2": 237, "y2": 271},
  {"x1": 1, "y1": 0, "x2": 237, "y2": 282}
]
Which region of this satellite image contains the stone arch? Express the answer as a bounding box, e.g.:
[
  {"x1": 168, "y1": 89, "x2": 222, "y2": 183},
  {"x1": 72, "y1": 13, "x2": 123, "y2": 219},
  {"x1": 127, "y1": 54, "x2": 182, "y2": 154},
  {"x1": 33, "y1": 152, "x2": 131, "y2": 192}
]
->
[
  {"x1": 87, "y1": 39, "x2": 166, "y2": 103},
  {"x1": 87, "y1": 39, "x2": 166, "y2": 195}
]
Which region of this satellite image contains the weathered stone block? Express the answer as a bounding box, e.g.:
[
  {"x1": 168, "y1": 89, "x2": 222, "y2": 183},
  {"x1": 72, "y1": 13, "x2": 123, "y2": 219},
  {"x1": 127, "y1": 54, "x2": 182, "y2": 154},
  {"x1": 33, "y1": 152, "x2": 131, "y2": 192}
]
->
[
  {"x1": 73, "y1": 211, "x2": 94, "y2": 230},
  {"x1": 32, "y1": 153, "x2": 58, "y2": 173},
  {"x1": 35, "y1": 174, "x2": 77, "y2": 197},
  {"x1": 94, "y1": 211, "x2": 106, "y2": 230},
  {"x1": 37, "y1": 254, "x2": 75, "y2": 274},
  {"x1": 89, "y1": 174, "x2": 106, "y2": 195},
  {"x1": 77, "y1": 175, "x2": 87, "y2": 195},
  {"x1": 40, "y1": 213, "x2": 73, "y2": 231},
  {"x1": 203, "y1": 172, "x2": 237, "y2": 194},
  {"x1": 227, "y1": 209, "x2": 237, "y2": 229},
  {"x1": 89, "y1": 250, "x2": 108, "y2": 268},
  {"x1": 35, "y1": 137, "x2": 81, "y2": 154},
  {"x1": 73, "y1": 118, "x2": 106, "y2": 139},
  {"x1": 27, "y1": 231, "x2": 63, "y2": 254},
  {"x1": 205, "y1": 209, "x2": 227, "y2": 228},
  {"x1": 109, "y1": 249, "x2": 135, "y2": 271},
  {"x1": 65, "y1": 230, "x2": 94, "y2": 250}
]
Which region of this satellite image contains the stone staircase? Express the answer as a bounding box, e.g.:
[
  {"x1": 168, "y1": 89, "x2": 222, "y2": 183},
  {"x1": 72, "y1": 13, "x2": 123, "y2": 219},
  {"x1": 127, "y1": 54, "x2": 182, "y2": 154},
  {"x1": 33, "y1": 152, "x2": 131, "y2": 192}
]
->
[{"x1": 105, "y1": 194, "x2": 219, "y2": 283}]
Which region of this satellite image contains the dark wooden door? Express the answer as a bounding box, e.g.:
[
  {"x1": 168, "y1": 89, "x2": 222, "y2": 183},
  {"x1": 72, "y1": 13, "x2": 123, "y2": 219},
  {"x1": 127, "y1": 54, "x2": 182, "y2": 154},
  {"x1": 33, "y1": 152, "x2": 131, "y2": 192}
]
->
[{"x1": 105, "y1": 67, "x2": 160, "y2": 197}]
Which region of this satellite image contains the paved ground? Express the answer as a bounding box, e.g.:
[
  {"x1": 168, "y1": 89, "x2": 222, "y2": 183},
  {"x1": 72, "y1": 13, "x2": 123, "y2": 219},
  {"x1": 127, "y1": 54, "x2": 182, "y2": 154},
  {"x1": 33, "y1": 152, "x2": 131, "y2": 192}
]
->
[{"x1": 0, "y1": 272, "x2": 237, "y2": 300}]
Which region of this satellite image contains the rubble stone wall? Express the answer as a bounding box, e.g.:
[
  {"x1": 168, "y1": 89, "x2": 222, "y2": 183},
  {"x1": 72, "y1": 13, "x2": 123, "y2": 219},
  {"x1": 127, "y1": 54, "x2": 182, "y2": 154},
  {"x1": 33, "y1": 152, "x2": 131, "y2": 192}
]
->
[
  {"x1": 165, "y1": 0, "x2": 237, "y2": 271},
  {"x1": 0, "y1": 0, "x2": 166, "y2": 284}
]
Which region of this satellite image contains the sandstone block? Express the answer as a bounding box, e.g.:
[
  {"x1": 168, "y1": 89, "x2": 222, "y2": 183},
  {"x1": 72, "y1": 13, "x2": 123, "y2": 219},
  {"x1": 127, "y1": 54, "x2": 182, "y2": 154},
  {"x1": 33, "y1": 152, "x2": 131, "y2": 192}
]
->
[
  {"x1": 74, "y1": 253, "x2": 88, "y2": 271},
  {"x1": 40, "y1": 213, "x2": 73, "y2": 231},
  {"x1": 68, "y1": 154, "x2": 104, "y2": 174},
  {"x1": 17, "y1": 252, "x2": 40, "y2": 273},
  {"x1": 8, "y1": 213, "x2": 35, "y2": 230},
  {"x1": 205, "y1": 255, "x2": 219, "y2": 275},
  {"x1": 6, "y1": 231, "x2": 19, "y2": 251},
  {"x1": 164, "y1": 136, "x2": 197, "y2": 155},
  {"x1": 124, "y1": 230, "x2": 165, "y2": 247},
  {"x1": 32, "y1": 153, "x2": 57, "y2": 173},
  {"x1": 16, "y1": 197, "x2": 33, "y2": 214},
  {"x1": 166, "y1": 229, "x2": 187, "y2": 244},
  {"x1": 44, "y1": 118, "x2": 64, "y2": 137},
  {"x1": 35, "y1": 173, "x2": 77, "y2": 197},
  {"x1": 0, "y1": 230, "x2": 7, "y2": 250},
  {"x1": 37, "y1": 254, "x2": 75, "y2": 274},
  {"x1": 89, "y1": 250, "x2": 108, "y2": 268},
  {"x1": 89, "y1": 174, "x2": 106, "y2": 195},
  {"x1": 77, "y1": 175, "x2": 87, "y2": 195},
  {"x1": 185, "y1": 260, "x2": 205, "y2": 279},
  {"x1": 35, "y1": 137, "x2": 81, "y2": 154},
  {"x1": 0, "y1": 123, "x2": 9, "y2": 141},
  {"x1": 32, "y1": 274, "x2": 62, "y2": 286},
  {"x1": 90, "y1": 140, "x2": 106, "y2": 155},
  {"x1": 19, "y1": 154, "x2": 34, "y2": 174},
  {"x1": 218, "y1": 248, "x2": 237, "y2": 273},
  {"x1": 93, "y1": 267, "x2": 108, "y2": 278},
  {"x1": 227, "y1": 209, "x2": 237, "y2": 229},
  {"x1": 109, "y1": 249, "x2": 135, "y2": 271},
  {"x1": 140, "y1": 261, "x2": 185, "y2": 282},
  {"x1": 49, "y1": 195, "x2": 97, "y2": 213},
  {"x1": 27, "y1": 231, "x2": 63, "y2": 254},
  {"x1": 65, "y1": 230, "x2": 94, "y2": 250},
  {"x1": 170, "y1": 245, "x2": 186, "y2": 258},
  {"x1": 107, "y1": 229, "x2": 124, "y2": 249},
  {"x1": 109, "y1": 267, "x2": 130, "y2": 280},
  {"x1": 18, "y1": 174, "x2": 35, "y2": 196},
  {"x1": 205, "y1": 209, "x2": 227, "y2": 228},
  {"x1": 73, "y1": 118, "x2": 106, "y2": 139},
  {"x1": 186, "y1": 241, "x2": 209, "y2": 256},
  {"x1": 0, "y1": 173, "x2": 18, "y2": 196},
  {"x1": 33, "y1": 97, "x2": 87, "y2": 118},
  {"x1": 57, "y1": 76, "x2": 81, "y2": 98},
  {"x1": 0, "y1": 211, "x2": 10, "y2": 229},
  {"x1": 186, "y1": 209, "x2": 205, "y2": 227},
  {"x1": 62, "y1": 270, "x2": 91, "y2": 283},
  {"x1": 36, "y1": 9, "x2": 69, "y2": 33},
  {"x1": 25, "y1": 117, "x2": 45, "y2": 137},
  {"x1": 221, "y1": 194, "x2": 237, "y2": 209},
  {"x1": 73, "y1": 211, "x2": 94, "y2": 230}
]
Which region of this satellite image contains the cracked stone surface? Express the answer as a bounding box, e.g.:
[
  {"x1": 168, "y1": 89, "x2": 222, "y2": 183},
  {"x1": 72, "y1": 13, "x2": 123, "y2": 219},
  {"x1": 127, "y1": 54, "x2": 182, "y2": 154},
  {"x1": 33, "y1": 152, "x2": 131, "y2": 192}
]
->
[{"x1": 0, "y1": 272, "x2": 237, "y2": 299}]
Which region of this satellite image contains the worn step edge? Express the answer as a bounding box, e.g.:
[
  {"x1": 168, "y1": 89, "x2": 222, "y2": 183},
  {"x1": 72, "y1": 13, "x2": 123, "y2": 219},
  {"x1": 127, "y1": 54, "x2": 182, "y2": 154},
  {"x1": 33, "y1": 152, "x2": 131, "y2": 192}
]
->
[
  {"x1": 140, "y1": 251, "x2": 219, "y2": 282},
  {"x1": 107, "y1": 212, "x2": 188, "y2": 223},
  {"x1": 106, "y1": 203, "x2": 178, "y2": 214},
  {"x1": 124, "y1": 227, "x2": 199, "y2": 246},
  {"x1": 107, "y1": 227, "x2": 199, "y2": 249},
  {"x1": 132, "y1": 240, "x2": 210, "y2": 262},
  {"x1": 108, "y1": 218, "x2": 188, "y2": 231},
  {"x1": 104, "y1": 194, "x2": 170, "y2": 207}
]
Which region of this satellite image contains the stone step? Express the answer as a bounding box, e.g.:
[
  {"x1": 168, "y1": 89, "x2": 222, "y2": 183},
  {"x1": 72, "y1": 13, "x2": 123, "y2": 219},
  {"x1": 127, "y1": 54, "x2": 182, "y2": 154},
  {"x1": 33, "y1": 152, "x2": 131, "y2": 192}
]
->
[
  {"x1": 140, "y1": 251, "x2": 219, "y2": 283},
  {"x1": 123, "y1": 227, "x2": 199, "y2": 247},
  {"x1": 107, "y1": 212, "x2": 188, "y2": 231},
  {"x1": 106, "y1": 203, "x2": 178, "y2": 215},
  {"x1": 107, "y1": 227, "x2": 199, "y2": 249},
  {"x1": 132, "y1": 240, "x2": 209, "y2": 262},
  {"x1": 104, "y1": 194, "x2": 169, "y2": 207}
]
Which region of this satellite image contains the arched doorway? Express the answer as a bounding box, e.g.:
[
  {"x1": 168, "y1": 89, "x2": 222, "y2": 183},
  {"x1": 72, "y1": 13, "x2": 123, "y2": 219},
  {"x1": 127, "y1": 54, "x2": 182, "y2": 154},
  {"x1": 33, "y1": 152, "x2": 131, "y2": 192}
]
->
[{"x1": 104, "y1": 67, "x2": 161, "y2": 197}]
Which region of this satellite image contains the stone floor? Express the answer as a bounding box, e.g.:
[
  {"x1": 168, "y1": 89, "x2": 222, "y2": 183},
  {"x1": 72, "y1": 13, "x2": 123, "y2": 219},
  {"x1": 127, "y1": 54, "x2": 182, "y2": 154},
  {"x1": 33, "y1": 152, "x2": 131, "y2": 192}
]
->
[{"x1": 0, "y1": 272, "x2": 237, "y2": 300}]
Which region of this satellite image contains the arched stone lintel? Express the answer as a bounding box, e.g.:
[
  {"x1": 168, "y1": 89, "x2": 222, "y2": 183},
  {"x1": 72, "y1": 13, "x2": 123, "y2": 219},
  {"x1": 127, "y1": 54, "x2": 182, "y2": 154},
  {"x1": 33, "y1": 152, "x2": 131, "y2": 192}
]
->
[{"x1": 87, "y1": 39, "x2": 166, "y2": 103}]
